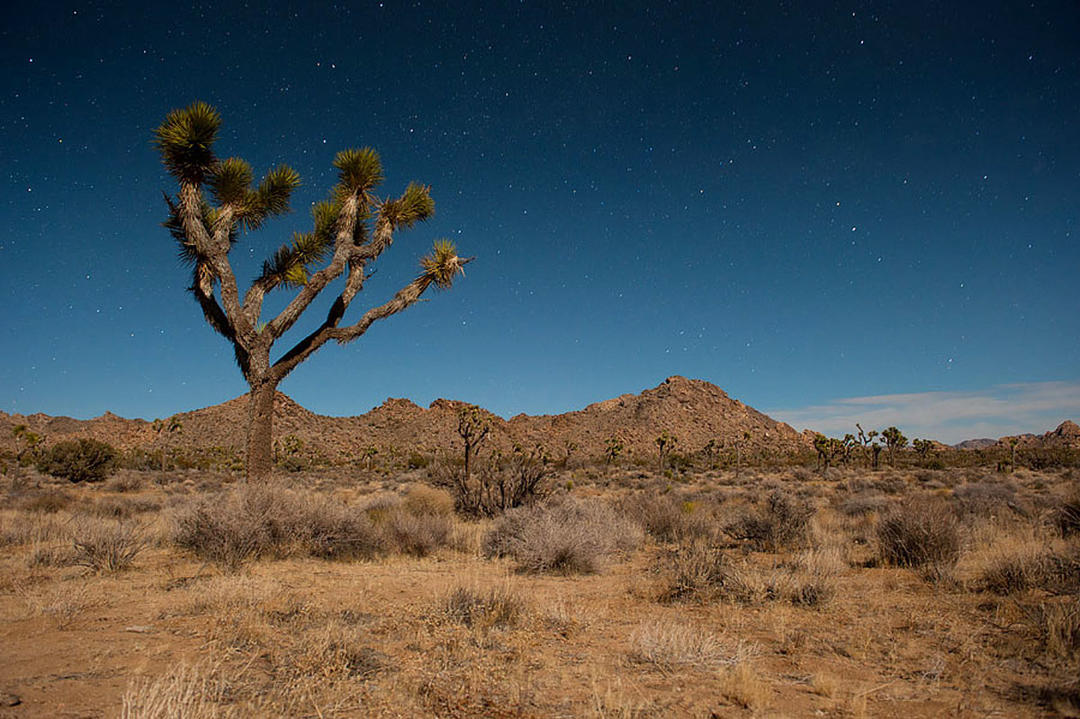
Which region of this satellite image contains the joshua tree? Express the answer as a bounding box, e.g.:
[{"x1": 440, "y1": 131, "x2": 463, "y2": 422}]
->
[
  {"x1": 457, "y1": 405, "x2": 491, "y2": 487},
  {"x1": 813, "y1": 434, "x2": 850, "y2": 474},
  {"x1": 152, "y1": 417, "x2": 182, "y2": 473},
  {"x1": 562, "y1": 439, "x2": 578, "y2": 468},
  {"x1": 856, "y1": 423, "x2": 882, "y2": 469},
  {"x1": 361, "y1": 444, "x2": 379, "y2": 471},
  {"x1": 880, "y1": 426, "x2": 907, "y2": 466},
  {"x1": 734, "y1": 431, "x2": 751, "y2": 477},
  {"x1": 154, "y1": 102, "x2": 468, "y2": 481},
  {"x1": 12, "y1": 425, "x2": 43, "y2": 465},
  {"x1": 655, "y1": 431, "x2": 677, "y2": 472},
  {"x1": 604, "y1": 436, "x2": 624, "y2": 464},
  {"x1": 912, "y1": 438, "x2": 934, "y2": 466}
]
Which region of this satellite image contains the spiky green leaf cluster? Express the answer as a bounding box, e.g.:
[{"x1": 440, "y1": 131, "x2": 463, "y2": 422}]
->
[
  {"x1": 382, "y1": 182, "x2": 435, "y2": 229},
  {"x1": 153, "y1": 102, "x2": 221, "y2": 183},
  {"x1": 261, "y1": 230, "x2": 335, "y2": 289},
  {"x1": 208, "y1": 161, "x2": 299, "y2": 231},
  {"x1": 251, "y1": 165, "x2": 301, "y2": 221},
  {"x1": 334, "y1": 148, "x2": 383, "y2": 197},
  {"x1": 208, "y1": 157, "x2": 253, "y2": 206},
  {"x1": 420, "y1": 239, "x2": 465, "y2": 289}
]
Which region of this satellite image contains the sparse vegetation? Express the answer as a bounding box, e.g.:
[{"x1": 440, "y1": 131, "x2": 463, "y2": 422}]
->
[{"x1": 1, "y1": 439, "x2": 1078, "y2": 716}]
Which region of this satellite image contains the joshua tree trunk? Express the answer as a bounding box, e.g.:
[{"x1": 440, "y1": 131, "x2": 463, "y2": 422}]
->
[{"x1": 246, "y1": 380, "x2": 277, "y2": 482}]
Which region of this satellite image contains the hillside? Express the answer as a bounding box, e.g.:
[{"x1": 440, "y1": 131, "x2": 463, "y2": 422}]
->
[{"x1": 0, "y1": 376, "x2": 808, "y2": 462}]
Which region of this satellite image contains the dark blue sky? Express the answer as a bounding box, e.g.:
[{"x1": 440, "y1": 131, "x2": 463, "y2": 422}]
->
[{"x1": 2, "y1": 1, "x2": 1078, "y2": 442}]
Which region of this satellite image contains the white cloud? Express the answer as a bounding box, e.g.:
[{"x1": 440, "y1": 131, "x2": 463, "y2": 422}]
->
[{"x1": 766, "y1": 381, "x2": 1080, "y2": 445}]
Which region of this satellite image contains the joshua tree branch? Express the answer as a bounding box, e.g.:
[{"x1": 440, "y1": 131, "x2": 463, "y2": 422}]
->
[
  {"x1": 263, "y1": 195, "x2": 361, "y2": 340},
  {"x1": 270, "y1": 272, "x2": 434, "y2": 381},
  {"x1": 176, "y1": 183, "x2": 256, "y2": 348}
]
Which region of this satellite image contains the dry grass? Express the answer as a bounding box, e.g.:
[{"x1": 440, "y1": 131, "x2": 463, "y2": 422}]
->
[
  {"x1": 876, "y1": 496, "x2": 960, "y2": 570},
  {"x1": 725, "y1": 489, "x2": 814, "y2": 551},
  {"x1": 71, "y1": 518, "x2": 144, "y2": 572},
  {"x1": 440, "y1": 584, "x2": 526, "y2": 630},
  {"x1": 627, "y1": 618, "x2": 739, "y2": 671},
  {"x1": 484, "y1": 496, "x2": 643, "y2": 574},
  {"x1": 120, "y1": 662, "x2": 234, "y2": 719},
  {"x1": 718, "y1": 660, "x2": 769, "y2": 712},
  {"x1": 1, "y1": 464, "x2": 1077, "y2": 718}
]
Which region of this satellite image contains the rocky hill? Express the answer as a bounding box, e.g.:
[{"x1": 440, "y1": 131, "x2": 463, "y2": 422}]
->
[
  {"x1": 0, "y1": 376, "x2": 808, "y2": 463},
  {"x1": 993, "y1": 420, "x2": 1080, "y2": 451}
]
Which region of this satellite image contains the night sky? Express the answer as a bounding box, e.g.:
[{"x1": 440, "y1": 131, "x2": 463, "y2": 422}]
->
[{"x1": 2, "y1": 1, "x2": 1078, "y2": 443}]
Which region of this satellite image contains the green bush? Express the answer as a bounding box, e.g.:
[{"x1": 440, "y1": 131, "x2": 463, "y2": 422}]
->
[{"x1": 37, "y1": 439, "x2": 118, "y2": 483}]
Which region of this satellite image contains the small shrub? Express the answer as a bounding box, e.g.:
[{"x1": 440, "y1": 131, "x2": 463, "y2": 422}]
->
[
  {"x1": 382, "y1": 510, "x2": 452, "y2": 557},
  {"x1": 441, "y1": 585, "x2": 524, "y2": 629},
  {"x1": 37, "y1": 439, "x2": 118, "y2": 483},
  {"x1": 658, "y1": 540, "x2": 729, "y2": 603},
  {"x1": 403, "y1": 484, "x2": 455, "y2": 517},
  {"x1": 106, "y1": 473, "x2": 144, "y2": 493},
  {"x1": 726, "y1": 490, "x2": 813, "y2": 551},
  {"x1": 484, "y1": 497, "x2": 642, "y2": 574},
  {"x1": 838, "y1": 493, "x2": 889, "y2": 517},
  {"x1": 20, "y1": 490, "x2": 72, "y2": 514},
  {"x1": 620, "y1": 492, "x2": 714, "y2": 543},
  {"x1": 628, "y1": 618, "x2": 726, "y2": 670},
  {"x1": 172, "y1": 484, "x2": 398, "y2": 568},
  {"x1": 876, "y1": 498, "x2": 960, "y2": 569},
  {"x1": 89, "y1": 496, "x2": 162, "y2": 519},
  {"x1": 953, "y1": 479, "x2": 1019, "y2": 517},
  {"x1": 1054, "y1": 490, "x2": 1080, "y2": 537},
  {"x1": 72, "y1": 519, "x2": 143, "y2": 572}
]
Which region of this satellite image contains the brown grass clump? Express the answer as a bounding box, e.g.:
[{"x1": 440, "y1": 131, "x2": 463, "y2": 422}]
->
[
  {"x1": 19, "y1": 489, "x2": 73, "y2": 514},
  {"x1": 1054, "y1": 489, "x2": 1080, "y2": 537},
  {"x1": 441, "y1": 584, "x2": 525, "y2": 629},
  {"x1": 619, "y1": 492, "x2": 714, "y2": 543},
  {"x1": 72, "y1": 518, "x2": 144, "y2": 572},
  {"x1": 657, "y1": 539, "x2": 729, "y2": 603},
  {"x1": 876, "y1": 497, "x2": 960, "y2": 570},
  {"x1": 726, "y1": 490, "x2": 814, "y2": 551},
  {"x1": 769, "y1": 548, "x2": 842, "y2": 607},
  {"x1": 172, "y1": 484, "x2": 383, "y2": 568},
  {"x1": 627, "y1": 618, "x2": 728, "y2": 671},
  {"x1": 120, "y1": 662, "x2": 234, "y2": 719},
  {"x1": 718, "y1": 661, "x2": 769, "y2": 712},
  {"x1": 404, "y1": 483, "x2": 456, "y2": 517},
  {"x1": 484, "y1": 497, "x2": 643, "y2": 574}
]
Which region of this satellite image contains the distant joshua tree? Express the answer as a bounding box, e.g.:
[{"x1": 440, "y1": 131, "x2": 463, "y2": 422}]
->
[
  {"x1": 457, "y1": 405, "x2": 491, "y2": 487},
  {"x1": 12, "y1": 424, "x2": 44, "y2": 465},
  {"x1": 655, "y1": 431, "x2": 677, "y2": 472},
  {"x1": 154, "y1": 102, "x2": 468, "y2": 481},
  {"x1": 604, "y1": 436, "x2": 624, "y2": 464},
  {"x1": 856, "y1": 423, "x2": 883, "y2": 470},
  {"x1": 912, "y1": 438, "x2": 934, "y2": 466},
  {"x1": 813, "y1": 433, "x2": 845, "y2": 473},
  {"x1": 734, "y1": 431, "x2": 751, "y2": 477},
  {"x1": 881, "y1": 426, "x2": 908, "y2": 466},
  {"x1": 152, "y1": 417, "x2": 182, "y2": 473}
]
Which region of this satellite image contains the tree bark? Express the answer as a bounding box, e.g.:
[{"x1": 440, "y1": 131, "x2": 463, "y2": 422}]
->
[{"x1": 246, "y1": 381, "x2": 277, "y2": 482}]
